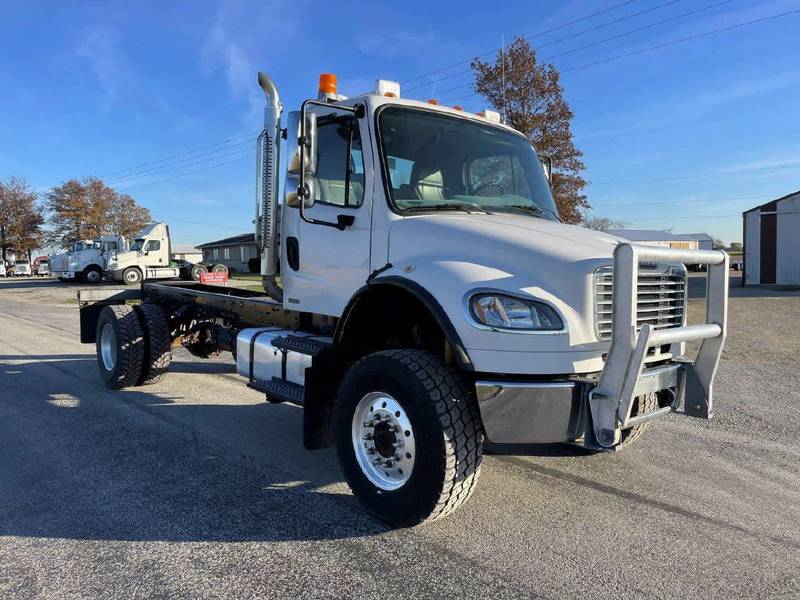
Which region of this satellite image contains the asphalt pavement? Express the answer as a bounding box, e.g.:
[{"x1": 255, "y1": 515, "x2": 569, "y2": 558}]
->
[{"x1": 1, "y1": 275, "x2": 799, "y2": 599}]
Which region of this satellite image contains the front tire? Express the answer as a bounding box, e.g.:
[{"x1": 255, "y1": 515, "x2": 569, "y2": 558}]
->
[
  {"x1": 83, "y1": 266, "x2": 103, "y2": 284},
  {"x1": 96, "y1": 305, "x2": 145, "y2": 389},
  {"x1": 122, "y1": 267, "x2": 142, "y2": 285},
  {"x1": 333, "y1": 349, "x2": 484, "y2": 527}
]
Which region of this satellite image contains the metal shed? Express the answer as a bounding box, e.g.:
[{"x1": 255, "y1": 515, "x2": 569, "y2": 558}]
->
[{"x1": 743, "y1": 191, "x2": 800, "y2": 285}]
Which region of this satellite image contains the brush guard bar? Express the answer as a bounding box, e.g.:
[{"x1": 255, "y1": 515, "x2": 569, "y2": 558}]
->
[{"x1": 588, "y1": 243, "x2": 729, "y2": 448}]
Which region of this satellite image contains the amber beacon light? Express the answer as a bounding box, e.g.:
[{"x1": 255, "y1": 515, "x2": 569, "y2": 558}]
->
[{"x1": 318, "y1": 73, "x2": 337, "y2": 96}]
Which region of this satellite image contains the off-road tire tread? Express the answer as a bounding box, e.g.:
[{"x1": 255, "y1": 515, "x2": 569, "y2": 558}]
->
[
  {"x1": 136, "y1": 303, "x2": 172, "y2": 385},
  {"x1": 618, "y1": 391, "x2": 658, "y2": 447},
  {"x1": 341, "y1": 349, "x2": 484, "y2": 525},
  {"x1": 101, "y1": 305, "x2": 145, "y2": 389}
]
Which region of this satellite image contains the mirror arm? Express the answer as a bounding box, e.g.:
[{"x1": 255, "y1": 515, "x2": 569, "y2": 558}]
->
[{"x1": 298, "y1": 99, "x2": 362, "y2": 230}]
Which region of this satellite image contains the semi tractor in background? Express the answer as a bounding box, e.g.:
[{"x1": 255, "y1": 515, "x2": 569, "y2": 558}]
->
[
  {"x1": 77, "y1": 72, "x2": 729, "y2": 526},
  {"x1": 50, "y1": 223, "x2": 228, "y2": 285},
  {"x1": 50, "y1": 236, "x2": 126, "y2": 283}
]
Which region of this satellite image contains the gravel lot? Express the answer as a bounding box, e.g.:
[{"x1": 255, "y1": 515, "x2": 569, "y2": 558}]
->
[{"x1": 1, "y1": 274, "x2": 799, "y2": 599}]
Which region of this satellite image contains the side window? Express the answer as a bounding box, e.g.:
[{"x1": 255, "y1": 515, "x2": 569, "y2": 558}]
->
[
  {"x1": 223, "y1": 247, "x2": 230, "y2": 260},
  {"x1": 313, "y1": 118, "x2": 365, "y2": 207},
  {"x1": 468, "y1": 155, "x2": 531, "y2": 198},
  {"x1": 145, "y1": 240, "x2": 161, "y2": 252}
]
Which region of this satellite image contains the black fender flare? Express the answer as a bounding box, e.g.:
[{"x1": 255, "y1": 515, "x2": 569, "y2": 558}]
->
[{"x1": 333, "y1": 275, "x2": 473, "y2": 371}]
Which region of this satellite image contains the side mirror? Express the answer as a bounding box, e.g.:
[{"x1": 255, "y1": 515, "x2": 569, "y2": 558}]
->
[
  {"x1": 286, "y1": 111, "x2": 317, "y2": 208},
  {"x1": 538, "y1": 153, "x2": 553, "y2": 183}
]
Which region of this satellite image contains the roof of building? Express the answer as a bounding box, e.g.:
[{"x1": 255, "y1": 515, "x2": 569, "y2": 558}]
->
[
  {"x1": 171, "y1": 244, "x2": 202, "y2": 254},
  {"x1": 682, "y1": 233, "x2": 714, "y2": 242},
  {"x1": 607, "y1": 229, "x2": 713, "y2": 242},
  {"x1": 197, "y1": 233, "x2": 256, "y2": 249},
  {"x1": 743, "y1": 190, "x2": 800, "y2": 215}
]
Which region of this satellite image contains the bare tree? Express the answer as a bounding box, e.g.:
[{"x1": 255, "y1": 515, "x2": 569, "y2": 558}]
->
[
  {"x1": 712, "y1": 239, "x2": 725, "y2": 250},
  {"x1": 0, "y1": 176, "x2": 45, "y2": 262},
  {"x1": 472, "y1": 37, "x2": 588, "y2": 223},
  {"x1": 580, "y1": 210, "x2": 627, "y2": 232}
]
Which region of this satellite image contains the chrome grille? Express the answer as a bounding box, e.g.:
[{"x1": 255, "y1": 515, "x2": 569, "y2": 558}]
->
[{"x1": 595, "y1": 266, "x2": 687, "y2": 341}]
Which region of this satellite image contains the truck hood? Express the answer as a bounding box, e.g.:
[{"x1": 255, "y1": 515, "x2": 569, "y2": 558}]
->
[{"x1": 388, "y1": 213, "x2": 620, "y2": 267}]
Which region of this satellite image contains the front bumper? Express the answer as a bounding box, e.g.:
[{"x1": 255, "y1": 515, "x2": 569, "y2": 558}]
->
[
  {"x1": 53, "y1": 271, "x2": 76, "y2": 279},
  {"x1": 476, "y1": 243, "x2": 729, "y2": 450},
  {"x1": 476, "y1": 362, "x2": 683, "y2": 446}
]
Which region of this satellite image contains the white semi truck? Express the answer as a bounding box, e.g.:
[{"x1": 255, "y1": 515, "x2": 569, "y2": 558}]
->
[
  {"x1": 103, "y1": 221, "x2": 229, "y2": 284},
  {"x1": 77, "y1": 73, "x2": 729, "y2": 526},
  {"x1": 51, "y1": 236, "x2": 126, "y2": 283}
]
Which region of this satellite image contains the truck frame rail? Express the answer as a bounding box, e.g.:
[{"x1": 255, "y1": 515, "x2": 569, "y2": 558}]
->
[{"x1": 588, "y1": 243, "x2": 729, "y2": 447}]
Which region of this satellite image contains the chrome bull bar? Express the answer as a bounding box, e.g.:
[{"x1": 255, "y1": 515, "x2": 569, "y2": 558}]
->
[{"x1": 588, "y1": 243, "x2": 729, "y2": 448}]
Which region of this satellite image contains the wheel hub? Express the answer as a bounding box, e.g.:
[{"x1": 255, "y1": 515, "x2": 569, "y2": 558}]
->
[
  {"x1": 100, "y1": 323, "x2": 117, "y2": 371},
  {"x1": 352, "y1": 392, "x2": 416, "y2": 491}
]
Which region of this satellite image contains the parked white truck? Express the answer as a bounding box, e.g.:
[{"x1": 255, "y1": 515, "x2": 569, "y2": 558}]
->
[
  {"x1": 104, "y1": 222, "x2": 181, "y2": 285},
  {"x1": 51, "y1": 236, "x2": 126, "y2": 283},
  {"x1": 77, "y1": 73, "x2": 729, "y2": 526}
]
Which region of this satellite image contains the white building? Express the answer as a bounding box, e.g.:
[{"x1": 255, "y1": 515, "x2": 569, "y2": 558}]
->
[
  {"x1": 171, "y1": 243, "x2": 202, "y2": 263},
  {"x1": 606, "y1": 229, "x2": 708, "y2": 250},
  {"x1": 742, "y1": 191, "x2": 800, "y2": 286}
]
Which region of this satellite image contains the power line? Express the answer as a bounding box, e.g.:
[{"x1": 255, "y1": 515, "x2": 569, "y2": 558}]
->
[
  {"x1": 561, "y1": 7, "x2": 800, "y2": 74},
  {"x1": 436, "y1": 0, "x2": 736, "y2": 102},
  {"x1": 105, "y1": 143, "x2": 252, "y2": 187},
  {"x1": 404, "y1": 0, "x2": 686, "y2": 95},
  {"x1": 593, "y1": 195, "x2": 770, "y2": 208},
  {"x1": 591, "y1": 161, "x2": 800, "y2": 185},
  {"x1": 117, "y1": 154, "x2": 250, "y2": 193},
  {"x1": 99, "y1": 129, "x2": 258, "y2": 179},
  {"x1": 400, "y1": 0, "x2": 644, "y2": 87},
  {"x1": 439, "y1": 6, "x2": 800, "y2": 105}
]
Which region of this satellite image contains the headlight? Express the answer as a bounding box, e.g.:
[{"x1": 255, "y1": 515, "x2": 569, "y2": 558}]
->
[{"x1": 469, "y1": 293, "x2": 563, "y2": 331}]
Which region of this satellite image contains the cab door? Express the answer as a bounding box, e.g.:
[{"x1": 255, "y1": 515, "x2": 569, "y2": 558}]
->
[{"x1": 280, "y1": 107, "x2": 372, "y2": 316}]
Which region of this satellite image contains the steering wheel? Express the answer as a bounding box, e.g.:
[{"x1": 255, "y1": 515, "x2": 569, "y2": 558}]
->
[{"x1": 473, "y1": 181, "x2": 505, "y2": 197}]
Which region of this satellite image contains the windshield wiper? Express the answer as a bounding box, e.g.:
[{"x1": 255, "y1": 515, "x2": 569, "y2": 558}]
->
[
  {"x1": 499, "y1": 204, "x2": 562, "y2": 222},
  {"x1": 404, "y1": 202, "x2": 493, "y2": 214}
]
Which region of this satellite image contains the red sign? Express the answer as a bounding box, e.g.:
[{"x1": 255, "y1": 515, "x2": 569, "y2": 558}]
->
[{"x1": 200, "y1": 271, "x2": 228, "y2": 285}]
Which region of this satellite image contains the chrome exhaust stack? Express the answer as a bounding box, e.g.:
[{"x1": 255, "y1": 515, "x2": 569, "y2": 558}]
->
[{"x1": 256, "y1": 71, "x2": 283, "y2": 301}]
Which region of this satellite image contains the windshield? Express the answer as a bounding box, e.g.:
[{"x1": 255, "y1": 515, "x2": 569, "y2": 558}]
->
[
  {"x1": 378, "y1": 107, "x2": 558, "y2": 219},
  {"x1": 130, "y1": 238, "x2": 145, "y2": 252}
]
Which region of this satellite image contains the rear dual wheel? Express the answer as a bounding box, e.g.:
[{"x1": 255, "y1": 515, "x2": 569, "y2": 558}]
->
[{"x1": 96, "y1": 303, "x2": 172, "y2": 389}]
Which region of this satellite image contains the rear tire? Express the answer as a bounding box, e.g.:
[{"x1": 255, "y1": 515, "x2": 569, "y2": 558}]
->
[
  {"x1": 135, "y1": 304, "x2": 172, "y2": 385},
  {"x1": 211, "y1": 264, "x2": 228, "y2": 275},
  {"x1": 96, "y1": 305, "x2": 145, "y2": 390},
  {"x1": 122, "y1": 267, "x2": 142, "y2": 285},
  {"x1": 333, "y1": 349, "x2": 484, "y2": 527},
  {"x1": 190, "y1": 264, "x2": 207, "y2": 281}
]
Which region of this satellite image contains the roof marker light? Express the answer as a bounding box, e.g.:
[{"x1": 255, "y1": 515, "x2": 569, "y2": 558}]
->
[
  {"x1": 427, "y1": 99, "x2": 439, "y2": 105},
  {"x1": 453, "y1": 105, "x2": 463, "y2": 111},
  {"x1": 478, "y1": 109, "x2": 501, "y2": 123},
  {"x1": 376, "y1": 79, "x2": 400, "y2": 98}
]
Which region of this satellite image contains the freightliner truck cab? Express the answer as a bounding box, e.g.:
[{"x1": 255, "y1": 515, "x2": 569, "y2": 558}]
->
[{"x1": 80, "y1": 73, "x2": 729, "y2": 526}]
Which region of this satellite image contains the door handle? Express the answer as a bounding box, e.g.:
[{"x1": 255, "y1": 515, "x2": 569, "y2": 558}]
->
[{"x1": 337, "y1": 214, "x2": 355, "y2": 229}]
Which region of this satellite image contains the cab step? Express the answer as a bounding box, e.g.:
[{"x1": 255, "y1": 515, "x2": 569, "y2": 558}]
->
[
  {"x1": 248, "y1": 376, "x2": 304, "y2": 405},
  {"x1": 271, "y1": 334, "x2": 330, "y2": 356}
]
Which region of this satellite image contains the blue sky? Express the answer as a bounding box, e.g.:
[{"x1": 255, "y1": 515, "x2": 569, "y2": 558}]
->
[{"x1": 1, "y1": 0, "x2": 799, "y2": 246}]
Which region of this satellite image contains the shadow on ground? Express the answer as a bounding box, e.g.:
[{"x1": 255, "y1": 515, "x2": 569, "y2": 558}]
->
[{"x1": 0, "y1": 354, "x2": 390, "y2": 543}]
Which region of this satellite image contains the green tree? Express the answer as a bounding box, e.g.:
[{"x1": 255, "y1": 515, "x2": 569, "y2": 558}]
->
[{"x1": 472, "y1": 37, "x2": 588, "y2": 223}]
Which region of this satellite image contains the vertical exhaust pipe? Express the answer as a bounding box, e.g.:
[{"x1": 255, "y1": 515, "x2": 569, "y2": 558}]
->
[{"x1": 257, "y1": 71, "x2": 283, "y2": 301}]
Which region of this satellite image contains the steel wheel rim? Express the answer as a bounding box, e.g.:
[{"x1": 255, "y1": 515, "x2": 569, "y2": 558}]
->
[
  {"x1": 87, "y1": 270, "x2": 100, "y2": 283},
  {"x1": 100, "y1": 323, "x2": 117, "y2": 371},
  {"x1": 352, "y1": 391, "x2": 416, "y2": 491},
  {"x1": 125, "y1": 270, "x2": 139, "y2": 283}
]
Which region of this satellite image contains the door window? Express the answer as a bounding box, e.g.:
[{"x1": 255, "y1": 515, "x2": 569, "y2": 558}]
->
[
  {"x1": 145, "y1": 240, "x2": 161, "y2": 252},
  {"x1": 313, "y1": 118, "x2": 365, "y2": 207}
]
